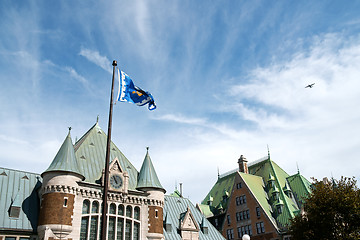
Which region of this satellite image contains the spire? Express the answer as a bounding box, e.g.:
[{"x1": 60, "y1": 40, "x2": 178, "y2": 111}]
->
[
  {"x1": 136, "y1": 148, "x2": 165, "y2": 192},
  {"x1": 42, "y1": 129, "x2": 84, "y2": 180}
]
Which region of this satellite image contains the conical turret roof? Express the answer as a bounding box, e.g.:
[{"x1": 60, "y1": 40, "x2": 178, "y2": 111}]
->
[
  {"x1": 42, "y1": 129, "x2": 84, "y2": 180},
  {"x1": 136, "y1": 148, "x2": 165, "y2": 192}
]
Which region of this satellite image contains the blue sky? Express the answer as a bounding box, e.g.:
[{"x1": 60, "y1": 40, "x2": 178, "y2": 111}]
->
[{"x1": 1, "y1": 0, "x2": 360, "y2": 203}]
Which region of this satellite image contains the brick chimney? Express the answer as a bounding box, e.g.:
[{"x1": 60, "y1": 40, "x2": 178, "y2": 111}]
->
[{"x1": 238, "y1": 155, "x2": 249, "y2": 174}]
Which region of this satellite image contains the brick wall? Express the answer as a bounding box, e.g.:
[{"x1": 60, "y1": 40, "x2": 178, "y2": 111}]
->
[
  {"x1": 38, "y1": 192, "x2": 75, "y2": 226},
  {"x1": 148, "y1": 206, "x2": 163, "y2": 234}
]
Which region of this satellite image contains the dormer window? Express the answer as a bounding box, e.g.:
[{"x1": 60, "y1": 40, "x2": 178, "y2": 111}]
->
[{"x1": 9, "y1": 206, "x2": 21, "y2": 218}]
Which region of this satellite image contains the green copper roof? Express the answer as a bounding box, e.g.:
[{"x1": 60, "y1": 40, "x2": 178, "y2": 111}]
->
[
  {"x1": 239, "y1": 172, "x2": 278, "y2": 228},
  {"x1": 136, "y1": 149, "x2": 165, "y2": 192},
  {"x1": 201, "y1": 172, "x2": 236, "y2": 210},
  {"x1": 74, "y1": 122, "x2": 139, "y2": 189},
  {"x1": 201, "y1": 156, "x2": 312, "y2": 230},
  {"x1": 287, "y1": 172, "x2": 312, "y2": 207},
  {"x1": 0, "y1": 167, "x2": 42, "y2": 232},
  {"x1": 43, "y1": 131, "x2": 84, "y2": 180},
  {"x1": 164, "y1": 195, "x2": 226, "y2": 240},
  {"x1": 248, "y1": 158, "x2": 302, "y2": 227}
]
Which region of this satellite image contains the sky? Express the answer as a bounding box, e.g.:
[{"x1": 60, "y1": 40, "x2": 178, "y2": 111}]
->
[{"x1": 1, "y1": 0, "x2": 360, "y2": 204}]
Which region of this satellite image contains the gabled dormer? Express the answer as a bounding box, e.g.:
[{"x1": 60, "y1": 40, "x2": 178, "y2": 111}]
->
[{"x1": 179, "y1": 206, "x2": 200, "y2": 239}]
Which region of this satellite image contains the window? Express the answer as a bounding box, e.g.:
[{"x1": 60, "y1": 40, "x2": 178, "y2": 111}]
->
[
  {"x1": 237, "y1": 225, "x2": 252, "y2": 238},
  {"x1": 236, "y1": 212, "x2": 240, "y2": 222},
  {"x1": 277, "y1": 205, "x2": 283, "y2": 214},
  {"x1": 215, "y1": 218, "x2": 219, "y2": 227},
  {"x1": 82, "y1": 200, "x2": 90, "y2": 214},
  {"x1": 92, "y1": 201, "x2": 99, "y2": 213},
  {"x1": 9, "y1": 206, "x2": 20, "y2": 218},
  {"x1": 236, "y1": 182, "x2": 242, "y2": 189},
  {"x1": 126, "y1": 206, "x2": 132, "y2": 218},
  {"x1": 90, "y1": 216, "x2": 98, "y2": 240},
  {"x1": 236, "y1": 197, "x2": 241, "y2": 206},
  {"x1": 81, "y1": 200, "x2": 140, "y2": 240},
  {"x1": 256, "y1": 207, "x2": 261, "y2": 217},
  {"x1": 256, "y1": 222, "x2": 265, "y2": 234},
  {"x1": 246, "y1": 210, "x2": 250, "y2": 219},
  {"x1": 134, "y1": 207, "x2": 140, "y2": 220},
  {"x1": 80, "y1": 216, "x2": 89, "y2": 240},
  {"x1": 227, "y1": 215, "x2": 231, "y2": 225},
  {"x1": 236, "y1": 210, "x2": 250, "y2": 221},
  {"x1": 110, "y1": 203, "x2": 116, "y2": 214},
  {"x1": 63, "y1": 197, "x2": 68, "y2": 207},
  {"x1": 155, "y1": 209, "x2": 158, "y2": 218},
  {"x1": 226, "y1": 228, "x2": 234, "y2": 240},
  {"x1": 118, "y1": 204, "x2": 124, "y2": 215},
  {"x1": 236, "y1": 195, "x2": 247, "y2": 206},
  {"x1": 117, "y1": 218, "x2": 124, "y2": 240}
]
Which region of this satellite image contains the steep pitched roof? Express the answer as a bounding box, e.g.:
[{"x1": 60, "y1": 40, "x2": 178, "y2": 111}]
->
[
  {"x1": 239, "y1": 172, "x2": 278, "y2": 228},
  {"x1": 42, "y1": 130, "x2": 84, "y2": 180},
  {"x1": 201, "y1": 172, "x2": 236, "y2": 212},
  {"x1": 201, "y1": 156, "x2": 312, "y2": 229},
  {"x1": 163, "y1": 195, "x2": 225, "y2": 240},
  {"x1": 74, "y1": 122, "x2": 139, "y2": 189},
  {"x1": 287, "y1": 172, "x2": 312, "y2": 207},
  {"x1": 136, "y1": 149, "x2": 165, "y2": 192},
  {"x1": 248, "y1": 158, "x2": 300, "y2": 228},
  {"x1": 0, "y1": 167, "x2": 41, "y2": 232}
]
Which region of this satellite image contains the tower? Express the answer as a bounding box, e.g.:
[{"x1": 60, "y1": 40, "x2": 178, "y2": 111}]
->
[
  {"x1": 136, "y1": 148, "x2": 166, "y2": 240},
  {"x1": 38, "y1": 129, "x2": 84, "y2": 240}
]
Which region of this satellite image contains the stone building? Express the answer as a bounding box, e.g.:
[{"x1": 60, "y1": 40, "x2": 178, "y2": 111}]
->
[
  {"x1": 0, "y1": 120, "x2": 224, "y2": 240},
  {"x1": 198, "y1": 154, "x2": 312, "y2": 240}
]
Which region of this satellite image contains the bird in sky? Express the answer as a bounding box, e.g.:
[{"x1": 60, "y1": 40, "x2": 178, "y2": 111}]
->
[{"x1": 305, "y1": 83, "x2": 315, "y2": 88}]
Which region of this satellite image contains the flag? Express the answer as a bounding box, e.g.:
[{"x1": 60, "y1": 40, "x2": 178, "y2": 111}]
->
[{"x1": 116, "y1": 68, "x2": 156, "y2": 110}]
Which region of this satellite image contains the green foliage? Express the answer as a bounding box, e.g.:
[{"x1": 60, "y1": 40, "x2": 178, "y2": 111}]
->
[{"x1": 289, "y1": 177, "x2": 360, "y2": 240}]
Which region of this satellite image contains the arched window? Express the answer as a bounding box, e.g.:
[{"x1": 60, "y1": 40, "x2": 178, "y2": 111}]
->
[
  {"x1": 109, "y1": 203, "x2": 116, "y2": 214},
  {"x1": 118, "y1": 204, "x2": 124, "y2": 216},
  {"x1": 134, "y1": 207, "x2": 140, "y2": 220},
  {"x1": 126, "y1": 206, "x2": 132, "y2": 218},
  {"x1": 82, "y1": 200, "x2": 90, "y2": 214},
  {"x1": 92, "y1": 201, "x2": 99, "y2": 213},
  {"x1": 81, "y1": 200, "x2": 140, "y2": 240}
]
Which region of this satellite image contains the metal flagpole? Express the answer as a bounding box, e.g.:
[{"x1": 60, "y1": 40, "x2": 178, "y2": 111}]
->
[{"x1": 100, "y1": 60, "x2": 117, "y2": 240}]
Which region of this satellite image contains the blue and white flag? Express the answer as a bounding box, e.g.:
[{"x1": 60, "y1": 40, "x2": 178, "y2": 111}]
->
[{"x1": 116, "y1": 69, "x2": 156, "y2": 110}]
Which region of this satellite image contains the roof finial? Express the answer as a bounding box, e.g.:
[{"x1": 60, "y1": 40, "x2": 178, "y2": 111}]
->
[
  {"x1": 296, "y1": 162, "x2": 300, "y2": 174},
  {"x1": 96, "y1": 115, "x2": 99, "y2": 123},
  {"x1": 68, "y1": 127, "x2": 72, "y2": 132},
  {"x1": 267, "y1": 144, "x2": 270, "y2": 160},
  {"x1": 217, "y1": 167, "x2": 220, "y2": 178},
  {"x1": 146, "y1": 146, "x2": 149, "y2": 151}
]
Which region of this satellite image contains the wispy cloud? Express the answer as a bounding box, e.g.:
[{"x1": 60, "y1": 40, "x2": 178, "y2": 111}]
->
[{"x1": 79, "y1": 48, "x2": 112, "y2": 73}]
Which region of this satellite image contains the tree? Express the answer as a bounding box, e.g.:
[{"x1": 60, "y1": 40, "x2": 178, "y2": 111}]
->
[{"x1": 289, "y1": 177, "x2": 360, "y2": 240}]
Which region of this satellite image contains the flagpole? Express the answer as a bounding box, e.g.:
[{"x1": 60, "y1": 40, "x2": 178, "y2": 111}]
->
[{"x1": 101, "y1": 60, "x2": 117, "y2": 240}]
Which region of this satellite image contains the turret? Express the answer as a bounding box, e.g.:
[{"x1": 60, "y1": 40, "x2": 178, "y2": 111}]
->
[
  {"x1": 136, "y1": 148, "x2": 165, "y2": 240},
  {"x1": 38, "y1": 129, "x2": 84, "y2": 240}
]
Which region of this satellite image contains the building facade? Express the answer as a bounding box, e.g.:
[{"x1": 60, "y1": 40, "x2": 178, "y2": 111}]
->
[
  {"x1": 0, "y1": 120, "x2": 225, "y2": 240},
  {"x1": 198, "y1": 155, "x2": 312, "y2": 240}
]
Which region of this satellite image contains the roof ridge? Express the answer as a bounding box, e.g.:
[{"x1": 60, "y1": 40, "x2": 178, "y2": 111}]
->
[
  {"x1": 0, "y1": 167, "x2": 41, "y2": 176},
  {"x1": 74, "y1": 122, "x2": 99, "y2": 151}
]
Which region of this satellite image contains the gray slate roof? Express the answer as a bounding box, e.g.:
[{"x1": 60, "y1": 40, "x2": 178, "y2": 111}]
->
[
  {"x1": 0, "y1": 167, "x2": 41, "y2": 232},
  {"x1": 73, "y1": 122, "x2": 139, "y2": 189},
  {"x1": 136, "y1": 149, "x2": 165, "y2": 192},
  {"x1": 164, "y1": 195, "x2": 225, "y2": 240},
  {"x1": 43, "y1": 131, "x2": 84, "y2": 180}
]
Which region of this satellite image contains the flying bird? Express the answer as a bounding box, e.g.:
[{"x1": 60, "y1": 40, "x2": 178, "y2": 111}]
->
[{"x1": 305, "y1": 83, "x2": 315, "y2": 88}]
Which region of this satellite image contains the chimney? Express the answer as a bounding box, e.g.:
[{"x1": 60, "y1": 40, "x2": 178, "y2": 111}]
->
[
  {"x1": 179, "y1": 183, "x2": 183, "y2": 197},
  {"x1": 238, "y1": 155, "x2": 249, "y2": 174}
]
